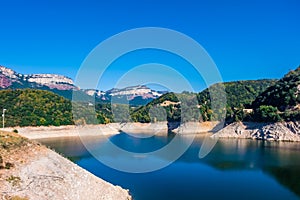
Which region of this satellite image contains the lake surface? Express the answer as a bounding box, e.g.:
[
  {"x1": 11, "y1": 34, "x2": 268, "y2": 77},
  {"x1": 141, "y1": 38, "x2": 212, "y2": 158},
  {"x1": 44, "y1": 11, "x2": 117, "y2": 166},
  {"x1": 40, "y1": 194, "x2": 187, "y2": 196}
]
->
[{"x1": 39, "y1": 133, "x2": 300, "y2": 200}]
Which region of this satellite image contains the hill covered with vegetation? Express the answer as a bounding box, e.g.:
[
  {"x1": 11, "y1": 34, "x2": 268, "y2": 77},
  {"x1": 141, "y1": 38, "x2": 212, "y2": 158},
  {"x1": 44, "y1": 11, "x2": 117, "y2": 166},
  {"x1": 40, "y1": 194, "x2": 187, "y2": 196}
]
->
[
  {"x1": 0, "y1": 89, "x2": 74, "y2": 127},
  {"x1": 198, "y1": 79, "x2": 276, "y2": 122},
  {"x1": 0, "y1": 89, "x2": 124, "y2": 127},
  {"x1": 1, "y1": 66, "x2": 299, "y2": 127},
  {"x1": 252, "y1": 66, "x2": 300, "y2": 122},
  {"x1": 130, "y1": 79, "x2": 276, "y2": 123}
]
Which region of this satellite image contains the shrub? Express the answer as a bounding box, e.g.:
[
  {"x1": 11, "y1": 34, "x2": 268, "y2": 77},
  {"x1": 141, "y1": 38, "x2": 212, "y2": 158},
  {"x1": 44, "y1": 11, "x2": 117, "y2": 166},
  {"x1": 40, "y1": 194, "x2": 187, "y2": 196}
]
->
[{"x1": 254, "y1": 105, "x2": 282, "y2": 122}]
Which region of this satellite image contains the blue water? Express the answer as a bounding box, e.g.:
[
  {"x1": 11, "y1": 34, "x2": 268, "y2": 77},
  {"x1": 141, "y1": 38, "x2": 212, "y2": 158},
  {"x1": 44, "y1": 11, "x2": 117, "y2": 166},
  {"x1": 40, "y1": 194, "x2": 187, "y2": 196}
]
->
[{"x1": 40, "y1": 133, "x2": 300, "y2": 200}]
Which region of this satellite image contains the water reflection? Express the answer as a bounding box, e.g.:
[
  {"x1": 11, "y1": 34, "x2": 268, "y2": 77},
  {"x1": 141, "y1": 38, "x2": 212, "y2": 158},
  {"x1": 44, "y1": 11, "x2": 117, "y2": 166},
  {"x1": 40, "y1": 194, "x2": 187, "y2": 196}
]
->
[{"x1": 38, "y1": 133, "x2": 300, "y2": 199}]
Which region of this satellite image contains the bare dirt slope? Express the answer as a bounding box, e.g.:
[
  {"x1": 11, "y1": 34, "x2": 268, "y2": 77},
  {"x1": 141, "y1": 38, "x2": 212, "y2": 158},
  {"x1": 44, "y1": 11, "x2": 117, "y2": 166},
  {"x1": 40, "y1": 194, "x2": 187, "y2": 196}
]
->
[{"x1": 0, "y1": 131, "x2": 131, "y2": 200}]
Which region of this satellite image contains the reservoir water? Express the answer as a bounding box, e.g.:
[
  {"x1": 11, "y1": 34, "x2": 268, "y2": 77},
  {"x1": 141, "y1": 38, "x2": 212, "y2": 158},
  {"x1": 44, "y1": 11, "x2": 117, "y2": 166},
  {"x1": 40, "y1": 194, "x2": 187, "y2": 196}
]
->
[{"x1": 38, "y1": 133, "x2": 300, "y2": 200}]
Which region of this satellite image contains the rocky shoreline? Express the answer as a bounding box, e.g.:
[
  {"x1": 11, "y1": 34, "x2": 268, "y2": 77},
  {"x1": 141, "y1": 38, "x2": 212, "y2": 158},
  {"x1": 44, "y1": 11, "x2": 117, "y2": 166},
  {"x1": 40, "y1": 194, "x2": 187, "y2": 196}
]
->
[
  {"x1": 4, "y1": 120, "x2": 300, "y2": 142},
  {"x1": 214, "y1": 121, "x2": 300, "y2": 142},
  {"x1": 3, "y1": 121, "x2": 222, "y2": 140},
  {"x1": 170, "y1": 121, "x2": 222, "y2": 134},
  {"x1": 0, "y1": 131, "x2": 132, "y2": 200},
  {"x1": 3, "y1": 124, "x2": 121, "y2": 140}
]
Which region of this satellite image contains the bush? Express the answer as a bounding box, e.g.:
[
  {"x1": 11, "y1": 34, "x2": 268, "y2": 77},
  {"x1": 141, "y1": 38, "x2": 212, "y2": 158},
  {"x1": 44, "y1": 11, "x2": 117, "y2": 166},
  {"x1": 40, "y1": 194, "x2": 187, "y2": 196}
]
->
[
  {"x1": 254, "y1": 105, "x2": 282, "y2": 122},
  {"x1": 13, "y1": 129, "x2": 18, "y2": 133}
]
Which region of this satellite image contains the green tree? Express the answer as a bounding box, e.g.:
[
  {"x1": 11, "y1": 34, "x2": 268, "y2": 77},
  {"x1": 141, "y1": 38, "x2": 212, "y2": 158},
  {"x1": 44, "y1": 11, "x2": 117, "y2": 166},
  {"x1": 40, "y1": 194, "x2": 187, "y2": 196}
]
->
[{"x1": 254, "y1": 105, "x2": 282, "y2": 122}]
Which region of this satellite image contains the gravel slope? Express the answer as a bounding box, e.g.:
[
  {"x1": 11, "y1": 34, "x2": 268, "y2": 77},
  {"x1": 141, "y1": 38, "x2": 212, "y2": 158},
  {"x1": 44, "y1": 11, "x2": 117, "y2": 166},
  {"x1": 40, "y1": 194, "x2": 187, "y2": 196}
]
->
[{"x1": 0, "y1": 131, "x2": 131, "y2": 200}]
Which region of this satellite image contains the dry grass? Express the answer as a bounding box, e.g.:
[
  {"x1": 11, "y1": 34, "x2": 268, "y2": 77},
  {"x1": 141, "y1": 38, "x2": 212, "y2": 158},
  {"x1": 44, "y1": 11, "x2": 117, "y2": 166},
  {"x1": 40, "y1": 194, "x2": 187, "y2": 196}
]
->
[
  {"x1": 0, "y1": 131, "x2": 38, "y2": 200},
  {"x1": 0, "y1": 130, "x2": 30, "y2": 170},
  {"x1": 8, "y1": 196, "x2": 29, "y2": 200},
  {"x1": 0, "y1": 130, "x2": 28, "y2": 149}
]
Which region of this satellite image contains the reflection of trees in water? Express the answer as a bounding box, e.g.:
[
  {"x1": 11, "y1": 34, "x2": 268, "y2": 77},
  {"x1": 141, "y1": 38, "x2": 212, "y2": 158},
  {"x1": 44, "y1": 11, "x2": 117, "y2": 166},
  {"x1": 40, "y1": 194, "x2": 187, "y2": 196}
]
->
[
  {"x1": 263, "y1": 166, "x2": 300, "y2": 198},
  {"x1": 197, "y1": 139, "x2": 300, "y2": 198},
  {"x1": 41, "y1": 135, "x2": 300, "y2": 198}
]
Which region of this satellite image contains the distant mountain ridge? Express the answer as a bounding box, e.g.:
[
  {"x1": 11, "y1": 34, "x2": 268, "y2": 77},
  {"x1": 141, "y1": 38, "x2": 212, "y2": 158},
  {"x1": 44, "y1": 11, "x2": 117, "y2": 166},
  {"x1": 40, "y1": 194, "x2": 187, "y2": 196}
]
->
[
  {"x1": 0, "y1": 66, "x2": 78, "y2": 90},
  {"x1": 0, "y1": 66, "x2": 166, "y2": 105},
  {"x1": 1, "y1": 65, "x2": 299, "y2": 127},
  {"x1": 84, "y1": 85, "x2": 166, "y2": 103}
]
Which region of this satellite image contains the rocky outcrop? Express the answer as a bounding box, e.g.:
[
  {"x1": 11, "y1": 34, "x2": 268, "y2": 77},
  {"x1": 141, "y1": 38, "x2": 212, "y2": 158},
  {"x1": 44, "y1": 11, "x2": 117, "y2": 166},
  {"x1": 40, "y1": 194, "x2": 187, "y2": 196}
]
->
[
  {"x1": 0, "y1": 65, "x2": 78, "y2": 91},
  {"x1": 27, "y1": 74, "x2": 76, "y2": 90},
  {"x1": 0, "y1": 66, "x2": 165, "y2": 104},
  {"x1": 85, "y1": 85, "x2": 167, "y2": 104},
  {"x1": 107, "y1": 85, "x2": 163, "y2": 99},
  {"x1": 214, "y1": 121, "x2": 300, "y2": 141},
  {"x1": 0, "y1": 74, "x2": 12, "y2": 88}
]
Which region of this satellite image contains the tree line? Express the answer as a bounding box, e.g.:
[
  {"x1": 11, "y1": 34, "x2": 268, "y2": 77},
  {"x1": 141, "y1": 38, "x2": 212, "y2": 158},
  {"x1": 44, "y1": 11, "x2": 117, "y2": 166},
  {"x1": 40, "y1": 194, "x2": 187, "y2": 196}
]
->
[{"x1": 1, "y1": 66, "x2": 299, "y2": 127}]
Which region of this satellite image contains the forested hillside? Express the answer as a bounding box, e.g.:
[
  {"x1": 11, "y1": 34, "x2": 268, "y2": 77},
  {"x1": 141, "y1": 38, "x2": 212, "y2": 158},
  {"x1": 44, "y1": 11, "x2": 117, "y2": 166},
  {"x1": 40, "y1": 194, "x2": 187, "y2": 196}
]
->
[
  {"x1": 198, "y1": 80, "x2": 276, "y2": 108},
  {"x1": 1, "y1": 68, "x2": 298, "y2": 128},
  {"x1": 0, "y1": 89, "x2": 74, "y2": 127},
  {"x1": 252, "y1": 66, "x2": 300, "y2": 121},
  {"x1": 0, "y1": 89, "x2": 123, "y2": 127},
  {"x1": 130, "y1": 79, "x2": 276, "y2": 123}
]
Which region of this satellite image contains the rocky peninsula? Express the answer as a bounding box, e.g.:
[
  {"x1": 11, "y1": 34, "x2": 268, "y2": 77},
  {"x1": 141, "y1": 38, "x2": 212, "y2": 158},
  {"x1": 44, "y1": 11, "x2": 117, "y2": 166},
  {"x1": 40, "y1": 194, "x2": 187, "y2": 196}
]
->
[{"x1": 0, "y1": 130, "x2": 132, "y2": 200}]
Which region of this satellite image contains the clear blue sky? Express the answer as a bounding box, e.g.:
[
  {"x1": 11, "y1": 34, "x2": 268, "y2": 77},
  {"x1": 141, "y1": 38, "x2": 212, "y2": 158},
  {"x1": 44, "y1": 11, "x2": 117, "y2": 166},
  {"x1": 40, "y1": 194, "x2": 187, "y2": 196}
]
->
[{"x1": 0, "y1": 0, "x2": 299, "y2": 91}]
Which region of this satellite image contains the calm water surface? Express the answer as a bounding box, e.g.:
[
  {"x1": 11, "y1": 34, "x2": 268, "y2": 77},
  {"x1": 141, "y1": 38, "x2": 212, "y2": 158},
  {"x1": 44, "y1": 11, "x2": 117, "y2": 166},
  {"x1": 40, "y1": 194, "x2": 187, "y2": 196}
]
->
[{"x1": 39, "y1": 133, "x2": 300, "y2": 200}]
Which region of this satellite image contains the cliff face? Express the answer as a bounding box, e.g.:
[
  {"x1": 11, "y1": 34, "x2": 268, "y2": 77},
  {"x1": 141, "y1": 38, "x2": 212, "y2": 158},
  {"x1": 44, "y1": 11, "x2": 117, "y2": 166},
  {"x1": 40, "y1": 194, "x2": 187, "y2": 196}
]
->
[
  {"x1": 27, "y1": 74, "x2": 76, "y2": 90},
  {"x1": 0, "y1": 66, "x2": 78, "y2": 90},
  {"x1": 107, "y1": 85, "x2": 163, "y2": 99},
  {"x1": 83, "y1": 85, "x2": 167, "y2": 106},
  {"x1": 0, "y1": 66, "x2": 20, "y2": 88},
  {"x1": 0, "y1": 66, "x2": 165, "y2": 105},
  {"x1": 214, "y1": 121, "x2": 300, "y2": 142}
]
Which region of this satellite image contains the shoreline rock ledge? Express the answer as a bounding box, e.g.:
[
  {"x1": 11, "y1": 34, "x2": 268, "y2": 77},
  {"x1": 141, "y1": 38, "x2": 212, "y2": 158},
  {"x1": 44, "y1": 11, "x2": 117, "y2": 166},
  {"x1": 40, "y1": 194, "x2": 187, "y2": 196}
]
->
[
  {"x1": 0, "y1": 133, "x2": 132, "y2": 200},
  {"x1": 213, "y1": 121, "x2": 300, "y2": 142}
]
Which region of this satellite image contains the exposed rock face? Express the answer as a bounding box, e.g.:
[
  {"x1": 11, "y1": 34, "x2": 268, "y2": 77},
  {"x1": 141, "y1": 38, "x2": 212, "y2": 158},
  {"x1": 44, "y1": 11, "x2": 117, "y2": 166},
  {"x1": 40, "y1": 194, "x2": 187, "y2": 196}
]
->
[
  {"x1": 0, "y1": 66, "x2": 165, "y2": 104},
  {"x1": 107, "y1": 85, "x2": 163, "y2": 98},
  {"x1": 15, "y1": 149, "x2": 132, "y2": 200},
  {"x1": 0, "y1": 65, "x2": 78, "y2": 90},
  {"x1": 119, "y1": 122, "x2": 168, "y2": 136},
  {"x1": 0, "y1": 66, "x2": 21, "y2": 88},
  {"x1": 84, "y1": 89, "x2": 105, "y2": 97},
  {"x1": 0, "y1": 74, "x2": 12, "y2": 88},
  {"x1": 214, "y1": 121, "x2": 300, "y2": 141},
  {"x1": 27, "y1": 74, "x2": 76, "y2": 90},
  {"x1": 171, "y1": 121, "x2": 222, "y2": 134},
  {"x1": 84, "y1": 85, "x2": 167, "y2": 105},
  {"x1": 0, "y1": 66, "x2": 19, "y2": 79}
]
